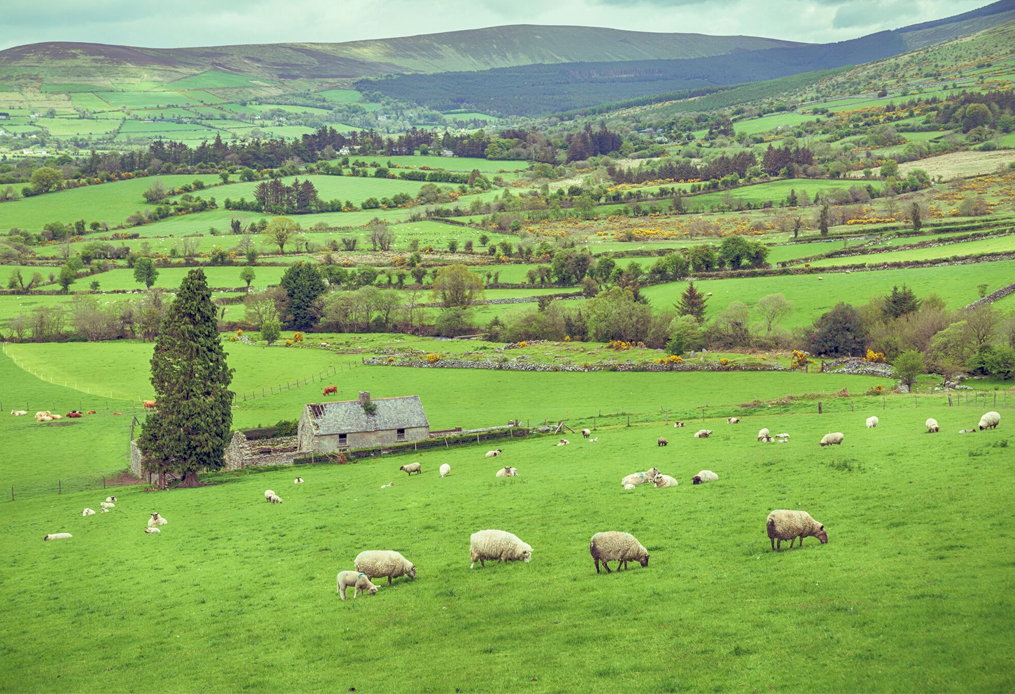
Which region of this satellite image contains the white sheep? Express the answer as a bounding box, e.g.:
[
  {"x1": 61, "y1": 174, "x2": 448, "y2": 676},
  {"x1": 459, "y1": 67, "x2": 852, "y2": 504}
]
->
[
  {"x1": 439, "y1": 463, "x2": 451, "y2": 478},
  {"x1": 673, "y1": 422, "x2": 686, "y2": 428},
  {"x1": 269, "y1": 494, "x2": 283, "y2": 504},
  {"x1": 105, "y1": 496, "x2": 117, "y2": 503},
  {"x1": 589, "y1": 437, "x2": 599, "y2": 443},
  {"x1": 589, "y1": 531, "x2": 649, "y2": 573},
  {"x1": 147, "y1": 513, "x2": 168, "y2": 527},
  {"x1": 399, "y1": 462, "x2": 422, "y2": 476},
  {"x1": 727, "y1": 417, "x2": 740, "y2": 424},
  {"x1": 581, "y1": 428, "x2": 591, "y2": 438},
  {"x1": 866, "y1": 416, "x2": 878, "y2": 429},
  {"x1": 485, "y1": 449, "x2": 502, "y2": 458},
  {"x1": 925, "y1": 418, "x2": 939, "y2": 433},
  {"x1": 293, "y1": 477, "x2": 304, "y2": 484},
  {"x1": 264, "y1": 489, "x2": 276, "y2": 502},
  {"x1": 100, "y1": 502, "x2": 115, "y2": 510},
  {"x1": 622, "y1": 483, "x2": 636, "y2": 490},
  {"x1": 11, "y1": 410, "x2": 27, "y2": 416},
  {"x1": 775, "y1": 433, "x2": 790, "y2": 442},
  {"x1": 44, "y1": 533, "x2": 73, "y2": 541},
  {"x1": 819, "y1": 432, "x2": 844, "y2": 446},
  {"x1": 144, "y1": 527, "x2": 161, "y2": 535},
  {"x1": 470, "y1": 529, "x2": 532, "y2": 569},
  {"x1": 654, "y1": 474, "x2": 678, "y2": 488},
  {"x1": 354, "y1": 550, "x2": 416, "y2": 586},
  {"x1": 620, "y1": 467, "x2": 660, "y2": 488},
  {"x1": 757, "y1": 428, "x2": 770, "y2": 441},
  {"x1": 767, "y1": 510, "x2": 828, "y2": 551},
  {"x1": 759, "y1": 434, "x2": 774, "y2": 443},
  {"x1": 979, "y1": 411, "x2": 1001, "y2": 430},
  {"x1": 557, "y1": 439, "x2": 570, "y2": 446},
  {"x1": 693, "y1": 429, "x2": 712, "y2": 438},
  {"x1": 336, "y1": 571, "x2": 379, "y2": 600},
  {"x1": 692, "y1": 470, "x2": 718, "y2": 484},
  {"x1": 82, "y1": 508, "x2": 96, "y2": 517},
  {"x1": 380, "y1": 482, "x2": 394, "y2": 488},
  {"x1": 495, "y1": 466, "x2": 519, "y2": 478}
]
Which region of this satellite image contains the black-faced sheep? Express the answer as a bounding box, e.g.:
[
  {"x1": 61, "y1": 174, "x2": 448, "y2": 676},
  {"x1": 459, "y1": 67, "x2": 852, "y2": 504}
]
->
[
  {"x1": 485, "y1": 449, "x2": 502, "y2": 458},
  {"x1": 581, "y1": 428, "x2": 591, "y2": 438},
  {"x1": 692, "y1": 470, "x2": 718, "y2": 484},
  {"x1": 44, "y1": 533, "x2": 73, "y2": 541},
  {"x1": 979, "y1": 411, "x2": 1000, "y2": 430},
  {"x1": 264, "y1": 489, "x2": 276, "y2": 502},
  {"x1": 495, "y1": 466, "x2": 519, "y2": 478},
  {"x1": 657, "y1": 437, "x2": 668, "y2": 447},
  {"x1": 336, "y1": 571, "x2": 379, "y2": 599},
  {"x1": 727, "y1": 417, "x2": 740, "y2": 424},
  {"x1": 470, "y1": 529, "x2": 532, "y2": 568},
  {"x1": 269, "y1": 494, "x2": 283, "y2": 504},
  {"x1": 693, "y1": 429, "x2": 712, "y2": 438},
  {"x1": 293, "y1": 477, "x2": 304, "y2": 484},
  {"x1": 673, "y1": 422, "x2": 686, "y2": 428},
  {"x1": 354, "y1": 550, "x2": 416, "y2": 586},
  {"x1": 589, "y1": 531, "x2": 649, "y2": 573},
  {"x1": 925, "y1": 418, "x2": 939, "y2": 433},
  {"x1": 757, "y1": 428, "x2": 770, "y2": 441},
  {"x1": 766, "y1": 510, "x2": 827, "y2": 551},
  {"x1": 819, "y1": 432, "x2": 844, "y2": 446},
  {"x1": 866, "y1": 416, "x2": 878, "y2": 429}
]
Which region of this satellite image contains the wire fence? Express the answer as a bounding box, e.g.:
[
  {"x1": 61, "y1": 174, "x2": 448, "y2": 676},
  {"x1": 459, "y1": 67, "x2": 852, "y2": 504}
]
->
[{"x1": 237, "y1": 363, "x2": 361, "y2": 402}]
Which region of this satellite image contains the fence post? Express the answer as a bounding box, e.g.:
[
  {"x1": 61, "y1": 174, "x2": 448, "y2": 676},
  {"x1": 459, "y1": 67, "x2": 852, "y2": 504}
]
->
[
  {"x1": 627, "y1": 415, "x2": 630, "y2": 427},
  {"x1": 103, "y1": 476, "x2": 106, "y2": 489},
  {"x1": 593, "y1": 417, "x2": 596, "y2": 431},
  {"x1": 914, "y1": 396, "x2": 917, "y2": 408},
  {"x1": 818, "y1": 403, "x2": 822, "y2": 415},
  {"x1": 58, "y1": 480, "x2": 61, "y2": 495},
  {"x1": 949, "y1": 394, "x2": 953, "y2": 407}
]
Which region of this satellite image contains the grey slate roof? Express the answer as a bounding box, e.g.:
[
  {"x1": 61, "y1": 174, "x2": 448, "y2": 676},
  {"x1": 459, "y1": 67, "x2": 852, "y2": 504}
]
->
[{"x1": 305, "y1": 396, "x2": 429, "y2": 435}]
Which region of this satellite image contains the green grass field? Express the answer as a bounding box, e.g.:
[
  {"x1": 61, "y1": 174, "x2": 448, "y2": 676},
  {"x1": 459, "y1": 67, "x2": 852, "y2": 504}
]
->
[
  {"x1": 803, "y1": 234, "x2": 1015, "y2": 268},
  {"x1": 101, "y1": 91, "x2": 200, "y2": 109},
  {"x1": 317, "y1": 89, "x2": 363, "y2": 103},
  {"x1": 165, "y1": 71, "x2": 273, "y2": 89},
  {"x1": 683, "y1": 179, "x2": 882, "y2": 212},
  {"x1": 347, "y1": 155, "x2": 530, "y2": 173}
]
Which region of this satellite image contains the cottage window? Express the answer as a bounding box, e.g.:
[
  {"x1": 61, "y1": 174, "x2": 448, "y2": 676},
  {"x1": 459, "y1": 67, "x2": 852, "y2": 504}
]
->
[
  {"x1": 396, "y1": 428, "x2": 406, "y2": 441},
  {"x1": 339, "y1": 433, "x2": 348, "y2": 448}
]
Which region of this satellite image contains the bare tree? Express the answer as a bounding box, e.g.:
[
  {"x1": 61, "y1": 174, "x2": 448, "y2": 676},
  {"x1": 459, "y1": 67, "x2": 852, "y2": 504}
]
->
[
  {"x1": 756, "y1": 294, "x2": 794, "y2": 336},
  {"x1": 369, "y1": 223, "x2": 394, "y2": 252}
]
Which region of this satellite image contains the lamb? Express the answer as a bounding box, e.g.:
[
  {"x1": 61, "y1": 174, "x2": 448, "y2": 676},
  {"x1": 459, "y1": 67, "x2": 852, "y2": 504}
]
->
[
  {"x1": 557, "y1": 439, "x2": 570, "y2": 446},
  {"x1": 925, "y1": 418, "x2": 939, "y2": 433},
  {"x1": 264, "y1": 489, "x2": 276, "y2": 502},
  {"x1": 485, "y1": 449, "x2": 502, "y2": 458},
  {"x1": 11, "y1": 410, "x2": 27, "y2": 416},
  {"x1": 293, "y1": 477, "x2": 304, "y2": 484},
  {"x1": 775, "y1": 433, "x2": 790, "y2": 442},
  {"x1": 693, "y1": 429, "x2": 712, "y2": 438},
  {"x1": 470, "y1": 529, "x2": 532, "y2": 568},
  {"x1": 622, "y1": 483, "x2": 636, "y2": 490},
  {"x1": 399, "y1": 462, "x2": 422, "y2": 476},
  {"x1": 336, "y1": 571, "x2": 379, "y2": 600},
  {"x1": 269, "y1": 494, "x2": 283, "y2": 504},
  {"x1": 144, "y1": 528, "x2": 161, "y2": 535},
  {"x1": 439, "y1": 463, "x2": 451, "y2": 478},
  {"x1": 100, "y1": 502, "x2": 115, "y2": 510},
  {"x1": 354, "y1": 550, "x2": 416, "y2": 586},
  {"x1": 757, "y1": 428, "x2": 770, "y2": 441},
  {"x1": 105, "y1": 496, "x2": 116, "y2": 503},
  {"x1": 866, "y1": 416, "x2": 879, "y2": 429},
  {"x1": 581, "y1": 428, "x2": 591, "y2": 438},
  {"x1": 620, "y1": 467, "x2": 660, "y2": 488},
  {"x1": 82, "y1": 508, "x2": 96, "y2": 516},
  {"x1": 727, "y1": 417, "x2": 740, "y2": 424},
  {"x1": 657, "y1": 437, "x2": 668, "y2": 447},
  {"x1": 766, "y1": 510, "x2": 828, "y2": 551},
  {"x1": 979, "y1": 411, "x2": 1001, "y2": 430},
  {"x1": 589, "y1": 437, "x2": 599, "y2": 443},
  {"x1": 44, "y1": 533, "x2": 73, "y2": 541},
  {"x1": 142, "y1": 399, "x2": 157, "y2": 410},
  {"x1": 589, "y1": 531, "x2": 649, "y2": 573},
  {"x1": 692, "y1": 470, "x2": 718, "y2": 484},
  {"x1": 673, "y1": 422, "x2": 686, "y2": 428},
  {"x1": 653, "y1": 474, "x2": 678, "y2": 488},
  {"x1": 322, "y1": 385, "x2": 338, "y2": 396},
  {"x1": 381, "y1": 482, "x2": 394, "y2": 488},
  {"x1": 759, "y1": 435, "x2": 774, "y2": 443},
  {"x1": 495, "y1": 466, "x2": 519, "y2": 478},
  {"x1": 147, "y1": 513, "x2": 168, "y2": 527},
  {"x1": 819, "y1": 432, "x2": 844, "y2": 446}
]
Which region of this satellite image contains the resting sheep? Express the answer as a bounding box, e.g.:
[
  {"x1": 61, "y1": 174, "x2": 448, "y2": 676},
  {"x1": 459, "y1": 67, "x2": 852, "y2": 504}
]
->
[
  {"x1": 381, "y1": 482, "x2": 394, "y2": 488},
  {"x1": 819, "y1": 432, "x2": 844, "y2": 447},
  {"x1": 925, "y1": 418, "x2": 939, "y2": 433},
  {"x1": 654, "y1": 474, "x2": 678, "y2": 488},
  {"x1": 693, "y1": 429, "x2": 712, "y2": 438},
  {"x1": 673, "y1": 422, "x2": 686, "y2": 428},
  {"x1": 336, "y1": 571, "x2": 379, "y2": 600},
  {"x1": 354, "y1": 550, "x2": 416, "y2": 586},
  {"x1": 657, "y1": 437, "x2": 668, "y2": 447},
  {"x1": 144, "y1": 528, "x2": 160, "y2": 535},
  {"x1": 766, "y1": 510, "x2": 827, "y2": 551},
  {"x1": 44, "y1": 533, "x2": 73, "y2": 541},
  {"x1": 100, "y1": 502, "x2": 115, "y2": 511},
  {"x1": 757, "y1": 428, "x2": 770, "y2": 441},
  {"x1": 692, "y1": 470, "x2": 718, "y2": 484},
  {"x1": 485, "y1": 449, "x2": 502, "y2": 458},
  {"x1": 557, "y1": 439, "x2": 570, "y2": 446},
  {"x1": 979, "y1": 411, "x2": 1001, "y2": 430},
  {"x1": 11, "y1": 410, "x2": 27, "y2": 416},
  {"x1": 105, "y1": 496, "x2": 116, "y2": 503},
  {"x1": 775, "y1": 433, "x2": 789, "y2": 442},
  {"x1": 589, "y1": 532, "x2": 649, "y2": 573},
  {"x1": 620, "y1": 468, "x2": 660, "y2": 488},
  {"x1": 147, "y1": 513, "x2": 167, "y2": 527},
  {"x1": 727, "y1": 417, "x2": 740, "y2": 424},
  {"x1": 495, "y1": 466, "x2": 519, "y2": 478},
  {"x1": 581, "y1": 428, "x2": 591, "y2": 438},
  {"x1": 399, "y1": 462, "x2": 422, "y2": 476},
  {"x1": 264, "y1": 489, "x2": 276, "y2": 502},
  {"x1": 470, "y1": 529, "x2": 532, "y2": 569},
  {"x1": 439, "y1": 463, "x2": 451, "y2": 478},
  {"x1": 759, "y1": 434, "x2": 774, "y2": 443},
  {"x1": 866, "y1": 416, "x2": 878, "y2": 429},
  {"x1": 293, "y1": 477, "x2": 304, "y2": 484},
  {"x1": 82, "y1": 508, "x2": 96, "y2": 517},
  {"x1": 589, "y1": 437, "x2": 599, "y2": 443}
]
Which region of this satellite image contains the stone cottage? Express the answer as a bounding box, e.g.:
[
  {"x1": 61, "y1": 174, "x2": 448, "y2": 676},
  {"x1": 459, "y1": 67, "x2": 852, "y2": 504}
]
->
[{"x1": 297, "y1": 391, "x2": 429, "y2": 454}]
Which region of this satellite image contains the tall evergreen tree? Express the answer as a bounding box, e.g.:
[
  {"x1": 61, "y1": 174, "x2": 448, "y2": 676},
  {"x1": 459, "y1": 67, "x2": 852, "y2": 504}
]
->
[
  {"x1": 139, "y1": 269, "x2": 234, "y2": 488},
  {"x1": 818, "y1": 204, "x2": 830, "y2": 236},
  {"x1": 676, "y1": 280, "x2": 708, "y2": 324},
  {"x1": 280, "y1": 261, "x2": 326, "y2": 330},
  {"x1": 911, "y1": 202, "x2": 922, "y2": 232}
]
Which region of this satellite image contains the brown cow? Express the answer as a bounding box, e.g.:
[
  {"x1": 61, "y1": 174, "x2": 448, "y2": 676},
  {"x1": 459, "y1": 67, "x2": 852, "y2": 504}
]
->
[
  {"x1": 142, "y1": 400, "x2": 157, "y2": 410},
  {"x1": 323, "y1": 386, "x2": 338, "y2": 396}
]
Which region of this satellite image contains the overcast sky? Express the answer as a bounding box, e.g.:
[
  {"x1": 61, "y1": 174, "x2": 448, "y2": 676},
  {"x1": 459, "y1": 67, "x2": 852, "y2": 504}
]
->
[{"x1": 0, "y1": 0, "x2": 993, "y2": 51}]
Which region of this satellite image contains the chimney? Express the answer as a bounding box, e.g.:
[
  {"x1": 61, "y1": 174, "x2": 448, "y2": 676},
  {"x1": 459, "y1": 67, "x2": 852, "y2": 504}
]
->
[{"x1": 358, "y1": 391, "x2": 370, "y2": 403}]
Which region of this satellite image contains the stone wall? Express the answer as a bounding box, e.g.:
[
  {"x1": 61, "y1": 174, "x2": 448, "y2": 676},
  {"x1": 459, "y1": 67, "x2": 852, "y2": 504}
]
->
[
  {"x1": 362, "y1": 356, "x2": 786, "y2": 373},
  {"x1": 966, "y1": 281, "x2": 1015, "y2": 310},
  {"x1": 128, "y1": 432, "x2": 301, "y2": 480}
]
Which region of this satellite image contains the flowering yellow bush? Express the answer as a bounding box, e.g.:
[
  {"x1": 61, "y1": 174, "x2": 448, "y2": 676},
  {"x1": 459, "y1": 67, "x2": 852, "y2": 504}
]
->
[
  {"x1": 229, "y1": 335, "x2": 238, "y2": 342},
  {"x1": 236, "y1": 329, "x2": 243, "y2": 336},
  {"x1": 791, "y1": 350, "x2": 811, "y2": 369},
  {"x1": 285, "y1": 339, "x2": 293, "y2": 346},
  {"x1": 608, "y1": 340, "x2": 633, "y2": 351},
  {"x1": 866, "y1": 384, "x2": 885, "y2": 396},
  {"x1": 668, "y1": 355, "x2": 682, "y2": 364},
  {"x1": 564, "y1": 336, "x2": 571, "y2": 342},
  {"x1": 866, "y1": 349, "x2": 886, "y2": 363},
  {"x1": 720, "y1": 358, "x2": 730, "y2": 366},
  {"x1": 426, "y1": 353, "x2": 441, "y2": 363},
  {"x1": 387, "y1": 356, "x2": 395, "y2": 362},
  {"x1": 293, "y1": 332, "x2": 304, "y2": 343},
  {"x1": 518, "y1": 341, "x2": 529, "y2": 348}
]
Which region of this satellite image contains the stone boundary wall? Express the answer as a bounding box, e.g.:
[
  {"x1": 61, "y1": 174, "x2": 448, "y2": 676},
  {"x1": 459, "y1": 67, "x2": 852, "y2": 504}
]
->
[
  {"x1": 362, "y1": 356, "x2": 787, "y2": 373},
  {"x1": 129, "y1": 432, "x2": 301, "y2": 480},
  {"x1": 820, "y1": 358, "x2": 895, "y2": 378},
  {"x1": 966, "y1": 281, "x2": 1015, "y2": 310}
]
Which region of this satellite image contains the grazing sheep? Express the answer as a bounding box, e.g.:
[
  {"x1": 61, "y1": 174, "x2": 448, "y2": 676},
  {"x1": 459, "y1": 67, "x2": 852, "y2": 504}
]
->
[
  {"x1": 11, "y1": 410, "x2": 27, "y2": 416},
  {"x1": 354, "y1": 550, "x2": 416, "y2": 586},
  {"x1": 979, "y1": 411, "x2": 1001, "y2": 430},
  {"x1": 557, "y1": 439, "x2": 570, "y2": 446},
  {"x1": 727, "y1": 417, "x2": 740, "y2": 424},
  {"x1": 775, "y1": 433, "x2": 790, "y2": 442},
  {"x1": 44, "y1": 533, "x2": 73, "y2": 541},
  {"x1": 336, "y1": 571, "x2": 379, "y2": 600},
  {"x1": 620, "y1": 467, "x2": 660, "y2": 488},
  {"x1": 654, "y1": 474, "x2": 678, "y2": 488},
  {"x1": 147, "y1": 513, "x2": 168, "y2": 527},
  {"x1": 693, "y1": 429, "x2": 712, "y2": 438},
  {"x1": 264, "y1": 489, "x2": 276, "y2": 501},
  {"x1": 105, "y1": 496, "x2": 116, "y2": 503},
  {"x1": 581, "y1": 428, "x2": 591, "y2": 438},
  {"x1": 399, "y1": 462, "x2": 422, "y2": 476},
  {"x1": 322, "y1": 385, "x2": 338, "y2": 396},
  {"x1": 293, "y1": 477, "x2": 304, "y2": 484},
  {"x1": 100, "y1": 502, "x2": 115, "y2": 510},
  {"x1": 657, "y1": 437, "x2": 668, "y2": 447},
  {"x1": 673, "y1": 422, "x2": 686, "y2": 428},
  {"x1": 925, "y1": 418, "x2": 939, "y2": 433},
  {"x1": 495, "y1": 466, "x2": 519, "y2": 478},
  {"x1": 269, "y1": 494, "x2": 283, "y2": 504},
  {"x1": 142, "y1": 400, "x2": 157, "y2": 410},
  {"x1": 757, "y1": 428, "x2": 770, "y2": 441},
  {"x1": 485, "y1": 449, "x2": 502, "y2": 458},
  {"x1": 439, "y1": 463, "x2": 451, "y2": 478},
  {"x1": 819, "y1": 432, "x2": 844, "y2": 447},
  {"x1": 470, "y1": 529, "x2": 532, "y2": 568},
  {"x1": 589, "y1": 531, "x2": 649, "y2": 573},
  {"x1": 82, "y1": 508, "x2": 96, "y2": 516},
  {"x1": 692, "y1": 470, "x2": 719, "y2": 484},
  {"x1": 766, "y1": 510, "x2": 828, "y2": 551},
  {"x1": 144, "y1": 528, "x2": 161, "y2": 535},
  {"x1": 866, "y1": 416, "x2": 879, "y2": 429}
]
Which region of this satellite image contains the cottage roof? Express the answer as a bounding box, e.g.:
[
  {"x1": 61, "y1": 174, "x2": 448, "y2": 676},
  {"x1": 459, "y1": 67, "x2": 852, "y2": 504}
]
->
[{"x1": 305, "y1": 395, "x2": 428, "y2": 435}]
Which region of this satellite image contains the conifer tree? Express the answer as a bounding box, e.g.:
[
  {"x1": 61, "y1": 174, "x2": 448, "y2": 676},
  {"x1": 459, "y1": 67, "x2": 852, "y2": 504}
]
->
[{"x1": 676, "y1": 280, "x2": 708, "y2": 324}]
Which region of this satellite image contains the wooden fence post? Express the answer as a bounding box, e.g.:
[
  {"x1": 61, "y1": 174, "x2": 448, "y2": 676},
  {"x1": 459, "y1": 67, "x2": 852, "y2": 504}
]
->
[
  {"x1": 58, "y1": 480, "x2": 61, "y2": 495},
  {"x1": 818, "y1": 403, "x2": 822, "y2": 415}
]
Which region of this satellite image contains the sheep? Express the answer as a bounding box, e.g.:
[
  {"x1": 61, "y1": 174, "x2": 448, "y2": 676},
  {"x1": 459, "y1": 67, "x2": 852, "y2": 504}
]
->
[
  {"x1": 979, "y1": 411, "x2": 1001, "y2": 430},
  {"x1": 620, "y1": 467, "x2": 660, "y2": 488},
  {"x1": 766, "y1": 510, "x2": 827, "y2": 551},
  {"x1": 775, "y1": 433, "x2": 790, "y2": 442},
  {"x1": 654, "y1": 474, "x2": 678, "y2": 488},
  {"x1": 11, "y1": 410, "x2": 27, "y2": 416},
  {"x1": 44, "y1": 533, "x2": 73, "y2": 541},
  {"x1": 673, "y1": 422, "x2": 686, "y2": 428},
  {"x1": 147, "y1": 513, "x2": 168, "y2": 527},
  {"x1": 692, "y1": 470, "x2": 718, "y2": 484},
  {"x1": 381, "y1": 482, "x2": 394, "y2": 488},
  {"x1": 819, "y1": 432, "x2": 844, "y2": 447},
  {"x1": 959, "y1": 429, "x2": 976, "y2": 434},
  {"x1": 693, "y1": 429, "x2": 712, "y2": 438},
  {"x1": 622, "y1": 483, "x2": 636, "y2": 490},
  {"x1": 34, "y1": 410, "x2": 51, "y2": 421},
  {"x1": 439, "y1": 463, "x2": 451, "y2": 478},
  {"x1": 866, "y1": 416, "x2": 879, "y2": 429},
  {"x1": 142, "y1": 400, "x2": 157, "y2": 410},
  {"x1": 293, "y1": 477, "x2": 304, "y2": 484},
  {"x1": 581, "y1": 428, "x2": 591, "y2": 438},
  {"x1": 557, "y1": 439, "x2": 570, "y2": 446},
  {"x1": 322, "y1": 385, "x2": 338, "y2": 396},
  {"x1": 82, "y1": 508, "x2": 96, "y2": 516},
  {"x1": 495, "y1": 466, "x2": 519, "y2": 478},
  {"x1": 264, "y1": 489, "x2": 276, "y2": 502},
  {"x1": 399, "y1": 462, "x2": 422, "y2": 476},
  {"x1": 589, "y1": 437, "x2": 599, "y2": 443},
  {"x1": 354, "y1": 550, "x2": 416, "y2": 586},
  {"x1": 657, "y1": 437, "x2": 668, "y2": 447},
  {"x1": 925, "y1": 418, "x2": 939, "y2": 433},
  {"x1": 759, "y1": 435, "x2": 774, "y2": 443},
  {"x1": 589, "y1": 531, "x2": 649, "y2": 573},
  {"x1": 100, "y1": 502, "x2": 115, "y2": 511},
  {"x1": 269, "y1": 494, "x2": 283, "y2": 504},
  {"x1": 485, "y1": 449, "x2": 502, "y2": 458},
  {"x1": 727, "y1": 417, "x2": 740, "y2": 424},
  {"x1": 105, "y1": 496, "x2": 116, "y2": 503},
  {"x1": 470, "y1": 529, "x2": 532, "y2": 568},
  {"x1": 757, "y1": 428, "x2": 770, "y2": 441},
  {"x1": 336, "y1": 571, "x2": 379, "y2": 600},
  {"x1": 144, "y1": 527, "x2": 161, "y2": 535}
]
